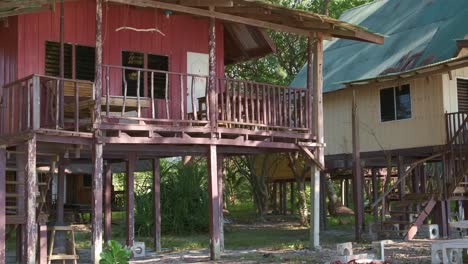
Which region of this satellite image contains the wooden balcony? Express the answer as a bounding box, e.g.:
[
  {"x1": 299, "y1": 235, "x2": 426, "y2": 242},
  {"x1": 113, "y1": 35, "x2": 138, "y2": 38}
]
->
[{"x1": 0, "y1": 66, "x2": 314, "y2": 148}]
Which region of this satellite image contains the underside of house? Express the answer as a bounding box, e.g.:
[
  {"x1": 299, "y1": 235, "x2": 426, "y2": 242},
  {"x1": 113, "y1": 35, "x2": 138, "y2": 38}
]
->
[{"x1": 0, "y1": 0, "x2": 384, "y2": 263}]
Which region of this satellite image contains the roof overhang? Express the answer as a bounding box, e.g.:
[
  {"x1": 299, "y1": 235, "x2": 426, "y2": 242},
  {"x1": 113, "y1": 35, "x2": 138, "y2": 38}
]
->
[
  {"x1": 0, "y1": 0, "x2": 54, "y2": 18},
  {"x1": 107, "y1": 0, "x2": 384, "y2": 44},
  {"x1": 342, "y1": 55, "x2": 468, "y2": 90}
]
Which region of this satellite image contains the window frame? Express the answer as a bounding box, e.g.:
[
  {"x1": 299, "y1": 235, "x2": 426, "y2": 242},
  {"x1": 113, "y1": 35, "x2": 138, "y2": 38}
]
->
[
  {"x1": 379, "y1": 84, "x2": 412, "y2": 123},
  {"x1": 121, "y1": 50, "x2": 170, "y2": 99}
]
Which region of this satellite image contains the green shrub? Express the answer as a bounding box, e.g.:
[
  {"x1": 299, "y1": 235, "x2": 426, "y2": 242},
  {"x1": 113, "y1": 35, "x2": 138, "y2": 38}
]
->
[{"x1": 99, "y1": 240, "x2": 131, "y2": 264}]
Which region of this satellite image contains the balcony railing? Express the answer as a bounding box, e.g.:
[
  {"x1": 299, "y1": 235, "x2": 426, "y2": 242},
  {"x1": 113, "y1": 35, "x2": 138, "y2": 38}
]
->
[{"x1": 1, "y1": 66, "x2": 312, "y2": 139}]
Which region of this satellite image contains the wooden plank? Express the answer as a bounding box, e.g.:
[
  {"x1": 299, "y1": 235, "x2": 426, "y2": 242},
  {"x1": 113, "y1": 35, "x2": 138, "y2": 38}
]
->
[
  {"x1": 217, "y1": 155, "x2": 224, "y2": 252},
  {"x1": 38, "y1": 223, "x2": 47, "y2": 264},
  {"x1": 0, "y1": 147, "x2": 5, "y2": 264},
  {"x1": 208, "y1": 13, "x2": 217, "y2": 132},
  {"x1": 25, "y1": 135, "x2": 37, "y2": 264},
  {"x1": 92, "y1": 142, "x2": 104, "y2": 264},
  {"x1": 208, "y1": 145, "x2": 220, "y2": 260},
  {"x1": 126, "y1": 153, "x2": 136, "y2": 248},
  {"x1": 32, "y1": 76, "x2": 41, "y2": 130},
  {"x1": 56, "y1": 158, "x2": 66, "y2": 224},
  {"x1": 153, "y1": 158, "x2": 161, "y2": 252},
  {"x1": 179, "y1": 0, "x2": 233, "y2": 7},
  {"x1": 352, "y1": 88, "x2": 363, "y2": 242},
  {"x1": 104, "y1": 164, "x2": 112, "y2": 243}
]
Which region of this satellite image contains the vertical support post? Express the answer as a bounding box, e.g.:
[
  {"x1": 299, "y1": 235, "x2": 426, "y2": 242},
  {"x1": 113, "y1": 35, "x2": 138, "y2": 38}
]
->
[
  {"x1": 279, "y1": 182, "x2": 284, "y2": 214},
  {"x1": 217, "y1": 155, "x2": 224, "y2": 252},
  {"x1": 32, "y1": 76, "x2": 41, "y2": 130},
  {"x1": 15, "y1": 145, "x2": 25, "y2": 263},
  {"x1": 344, "y1": 179, "x2": 349, "y2": 207},
  {"x1": 309, "y1": 32, "x2": 324, "y2": 249},
  {"x1": 371, "y1": 168, "x2": 379, "y2": 220},
  {"x1": 92, "y1": 143, "x2": 103, "y2": 264},
  {"x1": 0, "y1": 147, "x2": 5, "y2": 264},
  {"x1": 92, "y1": 1, "x2": 104, "y2": 263},
  {"x1": 104, "y1": 163, "x2": 112, "y2": 242},
  {"x1": 320, "y1": 172, "x2": 327, "y2": 231},
  {"x1": 290, "y1": 182, "x2": 294, "y2": 215},
  {"x1": 56, "y1": 158, "x2": 65, "y2": 225},
  {"x1": 38, "y1": 223, "x2": 47, "y2": 264},
  {"x1": 398, "y1": 156, "x2": 405, "y2": 200},
  {"x1": 25, "y1": 136, "x2": 37, "y2": 264},
  {"x1": 208, "y1": 7, "x2": 217, "y2": 133},
  {"x1": 272, "y1": 183, "x2": 277, "y2": 213},
  {"x1": 153, "y1": 158, "x2": 161, "y2": 252},
  {"x1": 352, "y1": 88, "x2": 363, "y2": 242},
  {"x1": 126, "y1": 153, "x2": 136, "y2": 248},
  {"x1": 208, "y1": 145, "x2": 220, "y2": 260}
]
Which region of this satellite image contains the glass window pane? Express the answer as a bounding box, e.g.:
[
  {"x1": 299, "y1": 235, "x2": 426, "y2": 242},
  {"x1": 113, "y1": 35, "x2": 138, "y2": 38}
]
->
[
  {"x1": 75, "y1": 45, "x2": 95, "y2": 81},
  {"x1": 380, "y1": 87, "x2": 395, "y2": 122},
  {"x1": 147, "y1": 54, "x2": 169, "y2": 99},
  {"x1": 122, "y1": 51, "x2": 144, "y2": 97},
  {"x1": 396, "y1": 84, "x2": 411, "y2": 120}
]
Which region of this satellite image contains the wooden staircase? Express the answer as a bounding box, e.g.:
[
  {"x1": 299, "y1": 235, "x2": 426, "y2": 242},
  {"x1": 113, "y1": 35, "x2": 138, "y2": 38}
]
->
[{"x1": 373, "y1": 112, "x2": 468, "y2": 240}]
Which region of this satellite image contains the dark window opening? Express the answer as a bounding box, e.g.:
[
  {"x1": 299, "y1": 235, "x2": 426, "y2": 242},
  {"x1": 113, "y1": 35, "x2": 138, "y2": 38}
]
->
[
  {"x1": 457, "y1": 78, "x2": 468, "y2": 112},
  {"x1": 75, "y1": 45, "x2": 95, "y2": 81},
  {"x1": 45, "y1": 41, "x2": 72, "y2": 78},
  {"x1": 380, "y1": 84, "x2": 411, "y2": 122},
  {"x1": 83, "y1": 174, "x2": 92, "y2": 188},
  {"x1": 122, "y1": 51, "x2": 145, "y2": 97},
  {"x1": 148, "y1": 54, "x2": 169, "y2": 99}
]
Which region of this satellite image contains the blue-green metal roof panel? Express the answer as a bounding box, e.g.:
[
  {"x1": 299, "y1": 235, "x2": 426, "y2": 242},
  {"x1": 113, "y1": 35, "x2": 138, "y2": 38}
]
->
[{"x1": 290, "y1": 0, "x2": 468, "y2": 93}]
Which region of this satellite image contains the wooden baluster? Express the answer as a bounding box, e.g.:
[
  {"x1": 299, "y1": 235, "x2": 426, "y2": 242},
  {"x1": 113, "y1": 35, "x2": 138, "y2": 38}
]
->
[
  {"x1": 298, "y1": 90, "x2": 303, "y2": 128},
  {"x1": 272, "y1": 86, "x2": 276, "y2": 127},
  {"x1": 244, "y1": 81, "x2": 249, "y2": 124},
  {"x1": 282, "y1": 86, "x2": 287, "y2": 127},
  {"x1": 205, "y1": 77, "x2": 209, "y2": 121},
  {"x1": 289, "y1": 88, "x2": 293, "y2": 128},
  {"x1": 237, "y1": 81, "x2": 242, "y2": 124},
  {"x1": 75, "y1": 82, "x2": 80, "y2": 132},
  {"x1": 106, "y1": 66, "x2": 110, "y2": 117},
  {"x1": 27, "y1": 81, "x2": 31, "y2": 129},
  {"x1": 191, "y1": 76, "x2": 197, "y2": 120},
  {"x1": 55, "y1": 79, "x2": 60, "y2": 129},
  {"x1": 180, "y1": 75, "x2": 184, "y2": 120},
  {"x1": 165, "y1": 73, "x2": 169, "y2": 119},
  {"x1": 231, "y1": 81, "x2": 236, "y2": 123},
  {"x1": 219, "y1": 79, "x2": 225, "y2": 121},
  {"x1": 151, "y1": 72, "x2": 155, "y2": 119},
  {"x1": 18, "y1": 82, "x2": 23, "y2": 131},
  {"x1": 262, "y1": 85, "x2": 267, "y2": 125},
  {"x1": 250, "y1": 82, "x2": 254, "y2": 124},
  {"x1": 137, "y1": 70, "x2": 141, "y2": 118},
  {"x1": 256, "y1": 83, "x2": 260, "y2": 125},
  {"x1": 226, "y1": 80, "x2": 231, "y2": 123},
  {"x1": 122, "y1": 68, "x2": 128, "y2": 116}
]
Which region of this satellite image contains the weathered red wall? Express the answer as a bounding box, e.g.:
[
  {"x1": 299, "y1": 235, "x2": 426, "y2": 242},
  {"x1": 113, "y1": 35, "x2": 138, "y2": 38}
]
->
[
  {"x1": 0, "y1": 17, "x2": 18, "y2": 88},
  {"x1": 15, "y1": 0, "x2": 225, "y2": 118}
]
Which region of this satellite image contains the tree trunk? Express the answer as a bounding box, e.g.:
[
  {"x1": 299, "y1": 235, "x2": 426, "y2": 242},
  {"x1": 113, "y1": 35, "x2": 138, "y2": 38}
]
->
[
  {"x1": 323, "y1": 0, "x2": 331, "y2": 16},
  {"x1": 287, "y1": 153, "x2": 309, "y2": 226},
  {"x1": 325, "y1": 174, "x2": 354, "y2": 215}
]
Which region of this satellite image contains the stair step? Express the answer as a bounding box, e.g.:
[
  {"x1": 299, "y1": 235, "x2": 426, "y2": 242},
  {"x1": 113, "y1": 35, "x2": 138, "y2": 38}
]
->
[
  {"x1": 389, "y1": 210, "x2": 419, "y2": 215},
  {"x1": 383, "y1": 220, "x2": 411, "y2": 225},
  {"x1": 403, "y1": 193, "x2": 432, "y2": 201}
]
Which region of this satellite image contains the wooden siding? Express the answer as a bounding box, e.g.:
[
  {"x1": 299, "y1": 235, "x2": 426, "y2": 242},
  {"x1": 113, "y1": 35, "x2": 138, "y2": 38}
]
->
[
  {"x1": 15, "y1": 0, "x2": 224, "y2": 119},
  {"x1": 442, "y1": 65, "x2": 468, "y2": 114},
  {"x1": 324, "y1": 75, "x2": 446, "y2": 156},
  {"x1": 0, "y1": 17, "x2": 18, "y2": 88}
]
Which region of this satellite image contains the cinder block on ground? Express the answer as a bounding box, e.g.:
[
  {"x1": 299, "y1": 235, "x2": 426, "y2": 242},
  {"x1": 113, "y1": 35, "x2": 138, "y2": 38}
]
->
[
  {"x1": 336, "y1": 242, "x2": 353, "y2": 256},
  {"x1": 415, "y1": 224, "x2": 439, "y2": 240},
  {"x1": 132, "y1": 241, "x2": 145, "y2": 258}
]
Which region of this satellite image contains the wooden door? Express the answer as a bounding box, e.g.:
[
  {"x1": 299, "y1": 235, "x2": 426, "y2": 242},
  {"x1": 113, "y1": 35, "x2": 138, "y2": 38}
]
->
[{"x1": 187, "y1": 52, "x2": 209, "y2": 113}]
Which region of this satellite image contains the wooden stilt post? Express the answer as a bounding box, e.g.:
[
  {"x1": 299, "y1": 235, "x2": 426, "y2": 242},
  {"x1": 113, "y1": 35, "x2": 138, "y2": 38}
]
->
[
  {"x1": 371, "y1": 168, "x2": 379, "y2": 220},
  {"x1": 398, "y1": 156, "x2": 405, "y2": 200},
  {"x1": 126, "y1": 153, "x2": 136, "y2": 248},
  {"x1": 310, "y1": 32, "x2": 324, "y2": 249},
  {"x1": 352, "y1": 88, "x2": 363, "y2": 242},
  {"x1": 320, "y1": 172, "x2": 327, "y2": 231},
  {"x1": 208, "y1": 145, "x2": 220, "y2": 260},
  {"x1": 104, "y1": 163, "x2": 112, "y2": 242},
  {"x1": 279, "y1": 182, "x2": 284, "y2": 215},
  {"x1": 272, "y1": 183, "x2": 277, "y2": 213},
  {"x1": 217, "y1": 155, "x2": 224, "y2": 252},
  {"x1": 290, "y1": 182, "x2": 294, "y2": 215},
  {"x1": 0, "y1": 147, "x2": 5, "y2": 264},
  {"x1": 38, "y1": 223, "x2": 47, "y2": 264},
  {"x1": 57, "y1": 158, "x2": 65, "y2": 224},
  {"x1": 208, "y1": 6, "x2": 217, "y2": 134},
  {"x1": 153, "y1": 158, "x2": 161, "y2": 252},
  {"x1": 16, "y1": 145, "x2": 25, "y2": 263},
  {"x1": 92, "y1": 1, "x2": 104, "y2": 262},
  {"x1": 25, "y1": 136, "x2": 37, "y2": 264}
]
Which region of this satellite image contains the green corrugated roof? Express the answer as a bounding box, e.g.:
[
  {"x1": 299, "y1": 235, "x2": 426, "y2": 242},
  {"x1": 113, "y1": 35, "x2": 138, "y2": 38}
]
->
[{"x1": 290, "y1": 0, "x2": 468, "y2": 93}]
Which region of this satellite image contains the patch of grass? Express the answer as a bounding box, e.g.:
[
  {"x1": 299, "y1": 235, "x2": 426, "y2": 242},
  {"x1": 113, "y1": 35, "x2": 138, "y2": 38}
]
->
[{"x1": 225, "y1": 226, "x2": 309, "y2": 250}]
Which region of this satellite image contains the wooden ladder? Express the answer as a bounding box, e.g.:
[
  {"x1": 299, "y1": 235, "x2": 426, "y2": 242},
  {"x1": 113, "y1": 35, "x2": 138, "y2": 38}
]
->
[{"x1": 48, "y1": 226, "x2": 79, "y2": 264}]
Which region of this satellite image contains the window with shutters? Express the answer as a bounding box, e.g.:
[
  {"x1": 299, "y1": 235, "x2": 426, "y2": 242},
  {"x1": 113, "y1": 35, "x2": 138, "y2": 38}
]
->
[
  {"x1": 457, "y1": 78, "x2": 468, "y2": 112},
  {"x1": 379, "y1": 84, "x2": 412, "y2": 122},
  {"x1": 122, "y1": 51, "x2": 169, "y2": 98},
  {"x1": 45, "y1": 41, "x2": 95, "y2": 81}
]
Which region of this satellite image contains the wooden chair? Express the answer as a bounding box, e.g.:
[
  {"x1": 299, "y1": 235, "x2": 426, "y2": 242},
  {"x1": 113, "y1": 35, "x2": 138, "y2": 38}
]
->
[{"x1": 48, "y1": 225, "x2": 79, "y2": 264}]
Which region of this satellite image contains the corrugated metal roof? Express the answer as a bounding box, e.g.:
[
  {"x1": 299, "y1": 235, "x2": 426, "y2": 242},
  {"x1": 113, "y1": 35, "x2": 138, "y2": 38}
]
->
[{"x1": 290, "y1": 0, "x2": 468, "y2": 93}]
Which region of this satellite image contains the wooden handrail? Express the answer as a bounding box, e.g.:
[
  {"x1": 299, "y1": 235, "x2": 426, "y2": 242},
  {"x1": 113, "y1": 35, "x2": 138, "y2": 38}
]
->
[{"x1": 370, "y1": 151, "x2": 445, "y2": 209}]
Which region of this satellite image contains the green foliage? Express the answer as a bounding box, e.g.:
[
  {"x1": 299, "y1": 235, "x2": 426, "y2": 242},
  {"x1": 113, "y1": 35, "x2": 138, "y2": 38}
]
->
[{"x1": 99, "y1": 240, "x2": 131, "y2": 264}]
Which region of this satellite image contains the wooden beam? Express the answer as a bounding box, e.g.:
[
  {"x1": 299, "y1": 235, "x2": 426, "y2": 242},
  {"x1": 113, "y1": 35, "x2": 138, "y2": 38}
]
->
[
  {"x1": 179, "y1": 0, "x2": 233, "y2": 7},
  {"x1": 91, "y1": 142, "x2": 104, "y2": 264},
  {"x1": 56, "y1": 157, "x2": 66, "y2": 224},
  {"x1": 153, "y1": 158, "x2": 161, "y2": 252},
  {"x1": 25, "y1": 136, "x2": 37, "y2": 264},
  {"x1": 108, "y1": 0, "x2": 310, "y2": 35},
  {"x1": 208, "y1": 145, "x2": 221, "y2": 260},
  {"x1": 104, "y1": 163, "x2": 112, "y2": 243},
  {"x1": 126, "y1": 153, "x2": 136, "y2": 248},
  {"x1": 0, "y1": 147, "x2": 5, "y2": 264},
  {"x1": 208, "y1": 9, "x2": 217, "y2": 133},
  {"x1": 351, "y1": 88, "x2": 363, "y2": 242}
]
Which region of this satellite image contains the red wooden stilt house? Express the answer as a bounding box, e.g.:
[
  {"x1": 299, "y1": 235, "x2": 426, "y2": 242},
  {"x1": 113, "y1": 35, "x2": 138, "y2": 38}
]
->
[{"x1": 0, "y1": 0, "x2": 383, "y2": 263}]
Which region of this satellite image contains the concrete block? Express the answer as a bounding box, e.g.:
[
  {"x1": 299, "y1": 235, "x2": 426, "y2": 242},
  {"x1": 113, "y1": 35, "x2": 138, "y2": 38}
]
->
[
  {"x1": 132, "y1": 241, "x2": 145, "y2": 258},
  {"x1": 336, "y1": 242, "x2": 353, "y2": 256},
  {"x1": 332, "y1": 253, "x2": 368, "y2": 263},
  {"x1": 416, "y1": 224, "x2": 439, "y2": 240}
]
